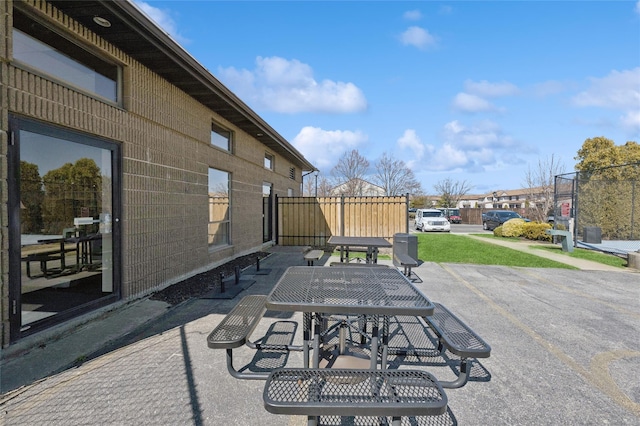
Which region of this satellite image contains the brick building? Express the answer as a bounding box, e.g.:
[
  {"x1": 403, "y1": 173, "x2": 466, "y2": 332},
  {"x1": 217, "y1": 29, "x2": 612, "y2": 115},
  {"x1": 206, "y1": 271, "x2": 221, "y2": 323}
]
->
[{"x1": 0, "y1": 0, "x2": 314, "y2": 345}]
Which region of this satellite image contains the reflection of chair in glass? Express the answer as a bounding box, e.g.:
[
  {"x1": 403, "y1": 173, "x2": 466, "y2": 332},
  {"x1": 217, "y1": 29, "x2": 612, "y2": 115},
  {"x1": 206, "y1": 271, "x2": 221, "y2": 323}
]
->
[{"x1": 67, "y1": 233, "x2": 102, "y2": 272}]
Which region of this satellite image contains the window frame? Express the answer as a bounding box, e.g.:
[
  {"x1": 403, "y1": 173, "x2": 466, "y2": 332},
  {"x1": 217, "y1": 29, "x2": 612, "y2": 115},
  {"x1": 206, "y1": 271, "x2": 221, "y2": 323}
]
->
[
  {"x1": 264, "y1": 153, "x2": 274, "y2": 171},
  {"x1": 211, "y1": 122, "x2": 233, "y2": 152},
  {"x1": 208, "y1": 167, "x2": 231, "y2": 248},
  {"x1": 11, "y1": 8, "x2": 122, "y2": 106},
  {"x1": 7, "y1": 114, "x2": 122, "y2": 341}
]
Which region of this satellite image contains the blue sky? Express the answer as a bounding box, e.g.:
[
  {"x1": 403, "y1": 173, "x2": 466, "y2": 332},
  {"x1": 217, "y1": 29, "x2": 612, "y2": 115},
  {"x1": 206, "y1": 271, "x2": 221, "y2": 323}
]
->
[{"x1": 134, "y1": 0, "x2": 640, "y2": 194}]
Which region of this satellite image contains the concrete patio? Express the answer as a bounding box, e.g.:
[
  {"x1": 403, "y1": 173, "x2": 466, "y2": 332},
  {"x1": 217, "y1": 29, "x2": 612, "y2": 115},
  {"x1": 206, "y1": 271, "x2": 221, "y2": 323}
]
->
[{"x1": 1, "y1": 244, "x2": 638, "y2": 425}]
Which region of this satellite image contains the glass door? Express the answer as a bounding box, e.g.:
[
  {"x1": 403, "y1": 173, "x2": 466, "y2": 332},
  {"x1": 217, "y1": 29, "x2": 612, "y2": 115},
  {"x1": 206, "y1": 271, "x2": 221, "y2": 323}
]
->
[{"x1": 8, "y1": 116, "x2": 120, "y2": 340}]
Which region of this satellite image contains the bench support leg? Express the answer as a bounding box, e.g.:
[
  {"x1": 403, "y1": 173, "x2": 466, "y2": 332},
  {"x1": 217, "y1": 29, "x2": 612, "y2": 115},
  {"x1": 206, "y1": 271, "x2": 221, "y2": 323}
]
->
[
  {"x1": 392, "y1": 417, "x2": 402, "y2": 426},
  {"x1": 307, "y1": 415, "x2": 318, "y2": 426},
  {"x1": 225, "y1": 349, "x2": 270, "y2": 380},
  {"x1": 438, "y1": 358, "x2": 471, "y2": 389}
]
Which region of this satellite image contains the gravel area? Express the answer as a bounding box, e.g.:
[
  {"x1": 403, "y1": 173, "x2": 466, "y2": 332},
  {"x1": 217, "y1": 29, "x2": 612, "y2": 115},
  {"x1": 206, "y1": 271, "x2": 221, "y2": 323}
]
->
[{"x1": 149, "y1": 252, "x2": 270, "y2": 305}]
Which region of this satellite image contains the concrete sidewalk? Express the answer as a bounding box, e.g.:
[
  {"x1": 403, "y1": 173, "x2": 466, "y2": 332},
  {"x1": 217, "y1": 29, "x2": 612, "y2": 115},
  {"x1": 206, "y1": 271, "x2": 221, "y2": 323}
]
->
[
  {"x1": 1, "y1": 244, "x2": 638, "y2": 425},
  {"x1": 464, "y1": 234, "x2": 629, "y2": 272}
]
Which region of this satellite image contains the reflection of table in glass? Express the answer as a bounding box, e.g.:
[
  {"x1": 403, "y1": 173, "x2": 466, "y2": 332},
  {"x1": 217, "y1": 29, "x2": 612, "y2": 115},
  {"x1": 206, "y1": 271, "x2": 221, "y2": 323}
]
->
[
  {"x1": 23, "y1": 237, "x2": 76, "y2": 278},
  {"x1": 327, "y1": 236, "x2": 392, "y2": 264},
  {"x1": 66, "y1": 233, "x2": 103, "y2": 272},
  {"x1": 265, "y1": 266, "x2": 435, "y2": 369}
]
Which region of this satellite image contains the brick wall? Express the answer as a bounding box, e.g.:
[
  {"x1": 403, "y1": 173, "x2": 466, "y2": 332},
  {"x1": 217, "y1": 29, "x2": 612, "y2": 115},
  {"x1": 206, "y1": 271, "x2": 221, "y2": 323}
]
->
[{"x1": 0, "y1": 0, "x2": 304, "y2": 345}]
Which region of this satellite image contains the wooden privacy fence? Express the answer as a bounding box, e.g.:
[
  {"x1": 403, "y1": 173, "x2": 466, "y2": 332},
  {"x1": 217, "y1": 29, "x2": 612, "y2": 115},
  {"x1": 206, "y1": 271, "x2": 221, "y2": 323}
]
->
[{"x1": 276, "y1": 195, "x2": 410, "y2": 247}]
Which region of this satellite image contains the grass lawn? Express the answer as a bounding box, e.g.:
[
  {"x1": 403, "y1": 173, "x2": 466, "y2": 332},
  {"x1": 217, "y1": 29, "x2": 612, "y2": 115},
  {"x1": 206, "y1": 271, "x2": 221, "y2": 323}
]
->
[
  {"x1": 472, "y1": 233, "x2": 627, "y2": 268},
  {"x1": 415, "y1": 233, "x2": 578, "y2": 269},
  {"x1": 530, "y1": 245, "x2": 627, "y2": 268}
]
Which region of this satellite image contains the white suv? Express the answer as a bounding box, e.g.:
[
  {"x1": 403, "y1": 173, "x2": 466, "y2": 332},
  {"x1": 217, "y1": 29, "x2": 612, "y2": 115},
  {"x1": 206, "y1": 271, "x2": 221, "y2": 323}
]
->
[{"x1": 415, "y1": 209, "x2": 451, "y2": 232}]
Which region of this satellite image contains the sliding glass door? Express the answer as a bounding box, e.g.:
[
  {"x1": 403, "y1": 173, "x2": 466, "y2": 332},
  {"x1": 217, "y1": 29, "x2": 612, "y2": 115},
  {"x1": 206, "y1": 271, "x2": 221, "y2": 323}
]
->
[{"x1": 8, "y1": 116, "x2": 120, "y2": 340}]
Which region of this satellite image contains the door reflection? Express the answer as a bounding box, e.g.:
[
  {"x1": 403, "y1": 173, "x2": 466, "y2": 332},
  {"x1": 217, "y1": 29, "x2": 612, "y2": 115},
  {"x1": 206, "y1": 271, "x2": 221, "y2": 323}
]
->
[{"x1": 19, "y1": 130, "x2": 113, "y2": 329}]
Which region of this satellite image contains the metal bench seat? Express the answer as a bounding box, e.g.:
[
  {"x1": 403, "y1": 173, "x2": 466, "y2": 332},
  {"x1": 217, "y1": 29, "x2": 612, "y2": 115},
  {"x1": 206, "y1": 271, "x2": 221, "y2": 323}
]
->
[
  {"x1": 207, "y1": 295, "x2": 270, "y2": 380},
  {"x1": 207, "y1": 295, "x2": 267, "y2": 349},
  {"x1": 263, "y1": 368, "x2": 447, "y2": 426},
  {"x1": 304, "y1": 249, "x2": 325, "y2": 266},
  {"x1": 207, "y1": 294, "x2": 304, "y2": 379},
  {"x1": 422, "y1": 303, "x2": 491, "y2": 388},
  {"x1": 393, "y1": 252, "x2": 418, "y2": 277}
]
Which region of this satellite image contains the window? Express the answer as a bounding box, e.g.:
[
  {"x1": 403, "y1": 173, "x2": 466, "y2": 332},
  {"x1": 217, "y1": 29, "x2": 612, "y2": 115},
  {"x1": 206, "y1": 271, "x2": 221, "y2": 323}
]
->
[
  {"x1": 12, "y1": 10, "x2": 120, "y2": 103},
  {"x1": 264, "y1": 153, "x2": 274, "y2": 170},
  {"x1": 211, "y1": 122, "x2": 232, "y2": 151},
  {"x1": 208, "y1": 168, "x2": 230, "y2": 247}
]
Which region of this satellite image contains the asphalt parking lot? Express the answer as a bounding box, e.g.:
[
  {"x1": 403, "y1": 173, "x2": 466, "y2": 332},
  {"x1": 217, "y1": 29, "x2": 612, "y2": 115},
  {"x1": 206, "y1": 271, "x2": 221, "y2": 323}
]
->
[{"x1": 1, "y1": 246, "x2": 638, "y2": 425}]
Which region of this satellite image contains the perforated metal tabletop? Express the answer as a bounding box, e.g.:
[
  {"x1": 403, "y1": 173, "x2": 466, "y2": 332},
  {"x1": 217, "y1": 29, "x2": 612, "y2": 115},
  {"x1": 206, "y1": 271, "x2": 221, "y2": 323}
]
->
[
  {"x1": 326, "y1": 236, "x2": 392, "y2": 248},
  {"x1": 266, "y1": 266, "x2": 435, "y2": 316}
]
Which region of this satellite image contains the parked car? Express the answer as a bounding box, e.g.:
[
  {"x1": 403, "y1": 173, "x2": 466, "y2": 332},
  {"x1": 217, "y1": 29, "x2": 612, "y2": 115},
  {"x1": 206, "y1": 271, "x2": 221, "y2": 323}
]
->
[
  {"x1": 438, "y1": 208, "x2": 462, "y2": 224},
  {"x1": 415, "y1": 208, "x2": 451, "y2": 232},
  {"x1": 482, "y1": 210, "x2": 528, "y2": 231}
]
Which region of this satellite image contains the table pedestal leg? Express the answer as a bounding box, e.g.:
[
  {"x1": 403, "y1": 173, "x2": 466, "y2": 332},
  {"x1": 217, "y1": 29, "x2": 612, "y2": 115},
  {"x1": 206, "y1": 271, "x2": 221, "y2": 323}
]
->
[
  {"x1": 313, "y1": 315, "x2": 321, "y2": 369},
  {"x1": 303, "y1": 312, "x2": 311, "y2": 368},
  {"x1": 381, "y1": 315, "x2": 389, "y2": 369},
  {"x1": 370, "y1": 315, "x2": 379, "y2": 370}
]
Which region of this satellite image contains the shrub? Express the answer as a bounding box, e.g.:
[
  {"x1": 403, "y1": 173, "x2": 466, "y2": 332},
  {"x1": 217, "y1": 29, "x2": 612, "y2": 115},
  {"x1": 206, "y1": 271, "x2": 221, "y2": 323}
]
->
[
  {"x1": 501, "y1": 218, "x2": 526, "y2": 237},
  {"x1": 522, "y1": 222, "x2": 552, "y2": 241},
  {"x1": 493, "y1": 225, "x2": 503, "y2": 237}
]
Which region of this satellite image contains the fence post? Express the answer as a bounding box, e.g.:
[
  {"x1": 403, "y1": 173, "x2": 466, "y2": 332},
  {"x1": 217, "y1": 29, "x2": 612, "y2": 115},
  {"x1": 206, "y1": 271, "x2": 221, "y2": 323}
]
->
[
  {"x1": 340, "y1": 195, "x2": 345, "y2": 236},
  {"x1": 405, "y1": 193, "x2": 410, "y2": 233},
  {"x1": 275, "y1": 194, "x2": 279, "y2": 245}
]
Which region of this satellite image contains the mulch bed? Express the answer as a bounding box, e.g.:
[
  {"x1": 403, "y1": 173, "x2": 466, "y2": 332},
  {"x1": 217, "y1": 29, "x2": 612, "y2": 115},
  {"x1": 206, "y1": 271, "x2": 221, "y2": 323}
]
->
[{"x1": 149, "y1": 252, "x2": 270, "y2": 306}]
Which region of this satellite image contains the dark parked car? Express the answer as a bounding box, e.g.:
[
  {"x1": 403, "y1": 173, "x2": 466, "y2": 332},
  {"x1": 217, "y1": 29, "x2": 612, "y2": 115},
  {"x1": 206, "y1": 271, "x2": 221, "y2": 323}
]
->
[{"x1": 483, "y1": 210, "x2": 528, "y2": 231}]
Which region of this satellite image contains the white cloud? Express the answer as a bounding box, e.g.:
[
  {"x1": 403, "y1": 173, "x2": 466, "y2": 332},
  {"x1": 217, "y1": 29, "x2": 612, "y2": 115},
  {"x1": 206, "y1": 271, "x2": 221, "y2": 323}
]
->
[
  {"x1": 636, "y1": 1, "x2": 640, "y2": 15},
  {"x1": 452, "y1": 79, "x2": 518, "y2": 113},
  {"x1": 397, "y1": 121, "x2": 526, "y2": 174},
  {"x1": 452, "y1": 93, "x2": 497, "y2": 113},
  {"x1": 443, "y1": 120, "x2": 516, "y2": 151},
  {"x1": 421, "y1": 120, "x2": 526, "y2": 172},
  {"x1": 572, "y1": 67, "x2": 640, "y2": 135},
  {"x1": 399, "y1": 27, "x2": 437, "y2": 50},
  {"x1": 133, "y1": 1, "x2": 189, "y2": 45},
  {"x1": 218, "y1": 56, "x2": 367, "y2": 114},
  {"x1": 464, "y1": 80, "x2": 520, "y2": 97},
  {"x1": 532, "y1": 80, "x2": 567, "y2": 98},
  {"x1": 439, "y1": 5, "x2": 453, "y2": 15},
  {"x1": 620, "y1": 110, "x2": 640, "y2": 136},
  {"x1": 292, "y1": 127, "x2": 368, "y2": 170},
  {"x1": 426, "y1": 143, "x2": 471, "y2": 171},
  {"x1": 572, "y1": 68, "x2": 640, "y2": 110},
  {"x1": 403, "y1": 10, "x2": 423, "y2": 21},
  {"x1": 397, "y1": 129, "x2": 425, "y2": 159}
]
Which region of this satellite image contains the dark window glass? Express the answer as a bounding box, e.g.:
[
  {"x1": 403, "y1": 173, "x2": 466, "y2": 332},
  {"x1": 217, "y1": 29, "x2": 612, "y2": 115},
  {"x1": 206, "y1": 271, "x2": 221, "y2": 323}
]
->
[{"x1": 12, "y1": 11, "x2": 118, "y2": 102}]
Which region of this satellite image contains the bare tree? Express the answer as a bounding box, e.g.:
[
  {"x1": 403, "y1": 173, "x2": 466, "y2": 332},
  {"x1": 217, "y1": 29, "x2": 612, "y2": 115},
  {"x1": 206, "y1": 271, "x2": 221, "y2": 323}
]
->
[
  {"x1": 522, "y1": 154, "x2": 566, "y2": 222},
  {"x1": 302, "y1": 173, "x2": 315, "y2": 196},
  {"x1": 433, "y1": 178, "x2": 473, "y2": 208},
  {"x1": 316, "y1": 175, "x2": 333, "y2": 196},
  {"x1": 372, "y1": 152, "x2": 422, "y2": 196},
  {"x1": 331, "y1": 149, "x2": 370, "y2": 195}
]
